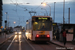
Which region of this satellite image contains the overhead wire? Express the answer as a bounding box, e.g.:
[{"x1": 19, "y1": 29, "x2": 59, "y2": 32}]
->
[
  {"x1": 10, "y1": 0, "x2": 46, "y2": 12},
  {"x1": 10, "y1": 0, "x2": 20, "y2": 26},
  {"x1": 10, "y1": 0, "x2": 26, "y2": 10},
  {"x1": 10, "y1": 0, "x2": 28, "y2": 26},
  {"x1": 9, "y1": 0, "x2": 46, "y2": 26}
]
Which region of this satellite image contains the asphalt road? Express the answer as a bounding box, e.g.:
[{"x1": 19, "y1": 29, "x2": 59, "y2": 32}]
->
[{"x1": 0, "y1": 32, "x2": 70, "y2": 50}]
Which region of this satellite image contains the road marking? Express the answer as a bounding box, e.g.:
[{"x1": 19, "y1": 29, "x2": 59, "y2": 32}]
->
[
  {"x1": 19, "y1": 35, "x2": 21, "y2": 50},
  {"x1": 23, "y1": 35, "x2": 35, "y2": 50},
  {"x1": 15, "y1": 40, "x2": 18, "y2": 42},
  {"x1": 7, "y1": 35, "x2": 16, "y2": 50},
  {"x1": 19, "y1": 41, "x2": 21, "y2": 50},
  {"x1": 8, "y1": 40, "x2": 12, "y2": 42}
]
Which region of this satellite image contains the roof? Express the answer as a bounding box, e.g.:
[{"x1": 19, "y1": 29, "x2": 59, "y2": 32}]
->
[{"x1": 60, "y1": 24, "x2": 75, "y2": 26}]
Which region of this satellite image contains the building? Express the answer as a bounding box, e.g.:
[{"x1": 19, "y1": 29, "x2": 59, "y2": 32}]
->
[
  {"x1": 53, "y1": 23, "x2": 75, "y2": 43},
  {"x1": 0, "y1": 0, "x2": 3, "y2": 28},
  {"x1": 60, "y1": 24, "x2": 75, "y2": 42},
  {"x1": 14, "y1": 26, "x2": 22, "y2": 32}
]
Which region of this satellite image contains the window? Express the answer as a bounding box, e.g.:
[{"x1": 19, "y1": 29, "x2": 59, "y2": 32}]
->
[{"x1": 32, "y1": 17, "x2": 52, "y2": 31}]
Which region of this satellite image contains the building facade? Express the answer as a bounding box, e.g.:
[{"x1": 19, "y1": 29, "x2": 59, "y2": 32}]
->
[{"x1": 0, "y1": 0, "x2": 3, "y2": 27}]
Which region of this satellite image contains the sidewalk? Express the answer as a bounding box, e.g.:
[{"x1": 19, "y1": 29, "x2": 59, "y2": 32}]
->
[
  {"x1": 0, "y1": 33, "x2": 14, "y2": 44},
  {"x1": 50, "y1": 40, "x2": 75, "y2": 50}
]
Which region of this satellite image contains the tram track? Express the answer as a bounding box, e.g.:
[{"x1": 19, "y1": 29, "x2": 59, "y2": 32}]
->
[
  {"x1": 23, "y1": 34, "x2": 58, "y2": 50},
  {"x1": 0, "y1": 35, "x2": 14, "y2": 50}
]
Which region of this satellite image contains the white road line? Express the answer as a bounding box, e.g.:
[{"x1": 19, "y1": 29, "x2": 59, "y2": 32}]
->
[
  {"x1": 8, "y1": 40, "x2": 12, "y2": 42},
  {"x1": 19, "y1": 35, "x2": 21, "y2": 50},
  {"x1": 7, "y1": 35, "x2": 16, "y2": 50},
  {"x1": 19, "y1": 41, "x2": 21, "y2": 50},
  {"x1": 23, "y1": 35, "x2": 35, "y2": 50}
]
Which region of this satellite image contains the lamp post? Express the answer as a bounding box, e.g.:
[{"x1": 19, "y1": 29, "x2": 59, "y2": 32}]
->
[
  {"x1": 5, "y1": 12, "x2": 8, "y2": 28},
  {"x1": 47, "y1": 4, "x2": 51, "y2": 16},
  {"x1": 41, "y1": 3, "x2": 51, "y2": 16},
  {"x1": 68, "y1": 8, "x2": 70, "y2": 24},
  {"x1": 63, "y1": 0, "x2": 65, "y2": 24},
  {"x1": 41, "y1": 8, "x2": 48, "y2": 16},
  {"x1": 14, "y1": 22, "x2": 16, "y2": 28},
  {"x1": 53, "y1": 2, "x2": 56, "y2": 22},
  {"x1": 40, "y1": 12, "x2": 46, "y2": 16},
  {"x1": 5, "y1": 12, "x2": 8, "y2": 20}
]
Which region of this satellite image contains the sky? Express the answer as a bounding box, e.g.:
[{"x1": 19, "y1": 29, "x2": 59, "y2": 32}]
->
[
  {"x1": 2, "y1": 0, "x2": 75, "y2": 28},
  {"x1": 3, "y1": 0, "x2": 75, "y2": 5}
]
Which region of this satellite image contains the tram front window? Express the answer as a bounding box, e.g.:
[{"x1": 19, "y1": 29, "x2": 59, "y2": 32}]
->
[{"x1": 32, "y1": 18, "x2": 52, "y2": 31}]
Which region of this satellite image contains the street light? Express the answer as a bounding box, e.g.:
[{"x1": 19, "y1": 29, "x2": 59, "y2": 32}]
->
[
  {"x1": 41, "y1": 3, "x2": 46, "y2": 6},
  {"x1": 14, "y1": 22, "x2": 16, "y2": 27},
  {"x1": 41, "y1": 3, "x2": 51, "y2": 16},
  {"x1": 14, "y1": 22, "x2": 16, "y2": 24},
  {"x1": 41, "y1": 8, "x2": 48, "y2": 16}
]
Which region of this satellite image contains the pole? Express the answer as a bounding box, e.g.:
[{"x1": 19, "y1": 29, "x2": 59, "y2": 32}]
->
[
  {"x1": 47, "y1": 5, "x2": 51, "y2": 16},
  {"x1": 8, "y1": 16, "x2": 9, "y2": 28},
  {"x1": 68, "y1": 8, "x2": 70, "y2": 24},
  {"x1": 41, "y1": 8, "x2": 48, "y2": 16},
  {"x1": 5, "y1": 12, "x2": 8, "y2": 28},
  {"x1": 5, "y1": 20, "x2": 7, "y2": 38},
  {"x1": 14, "y1": 23, "x2": 15, "y2": 27},
  {"x1": 44, "y1": 9, "x2": 48, "y2": 16},
  {"x1": 54, "y1": 2, "x2": 56, "y2": 22},
  {"x1": 50, "y1": 6, "x2": 51, "y2": 16},
  {"x1": 63, "y1": 0, "x2": 65, "y2": 24}
]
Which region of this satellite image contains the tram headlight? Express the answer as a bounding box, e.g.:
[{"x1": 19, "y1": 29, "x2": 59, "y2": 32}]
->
[
  {"x1": 15, "y1": 32, "x2": 17, "y2": 34},
  {"x1": 19, "y1": 32, "x2": 21, "y2": 34}
]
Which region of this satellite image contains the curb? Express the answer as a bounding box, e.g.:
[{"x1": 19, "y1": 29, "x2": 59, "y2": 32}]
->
[
  {"x1": 49, "y1": 41, "x2": 74, "y2": 50},
  {"x1": 50, "y1": 41, "x2": 64, "y2": 47},
  {"x1": 0, "y1": 34, "x2": 14, "y2": 45}
]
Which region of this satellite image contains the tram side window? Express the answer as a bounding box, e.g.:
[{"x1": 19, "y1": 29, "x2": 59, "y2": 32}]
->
[
  {"x1": 29, "y1": 21, "x2": 31, "y2": 29},
  {"x1": 26, "y1": 23, "x2": 29, "y2": 30}
]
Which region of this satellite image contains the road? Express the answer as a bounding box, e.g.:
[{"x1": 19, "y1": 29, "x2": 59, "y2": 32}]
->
[{"x1": 0, "y1": 32, "x2": 69, "y2": 50}]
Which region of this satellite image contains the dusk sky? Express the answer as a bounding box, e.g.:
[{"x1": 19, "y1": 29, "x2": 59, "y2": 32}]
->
[{"x1": 2, "y1": 0, "x2": 75, "y2": 28}]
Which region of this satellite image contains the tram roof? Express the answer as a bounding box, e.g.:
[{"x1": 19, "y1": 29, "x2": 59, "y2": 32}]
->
[{"x1": 32, "y1": 16, "x2": 51, "y2": 18}]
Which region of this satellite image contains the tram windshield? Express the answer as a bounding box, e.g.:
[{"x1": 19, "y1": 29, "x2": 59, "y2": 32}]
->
[{"x1": 32, "y1": 17, "x2": 52, "y2": 31}]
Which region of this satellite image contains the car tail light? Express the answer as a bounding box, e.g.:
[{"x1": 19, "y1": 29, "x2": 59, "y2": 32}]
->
[
  {"x1": 36, "y1": 34, "x2": 39, "y2": 37},
  {"x1": 47, "y1": 34, "x2": 50, "y2": 37}
]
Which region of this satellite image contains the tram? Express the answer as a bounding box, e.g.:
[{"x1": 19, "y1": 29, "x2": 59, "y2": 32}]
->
[{"x1": 25, "y1": 16, "x2": 53, "y2": 42}]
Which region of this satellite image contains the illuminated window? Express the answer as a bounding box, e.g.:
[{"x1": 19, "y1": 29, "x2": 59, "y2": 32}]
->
[{"x1": 38, "y1": 17, "x2": 47, "y2": 20}]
